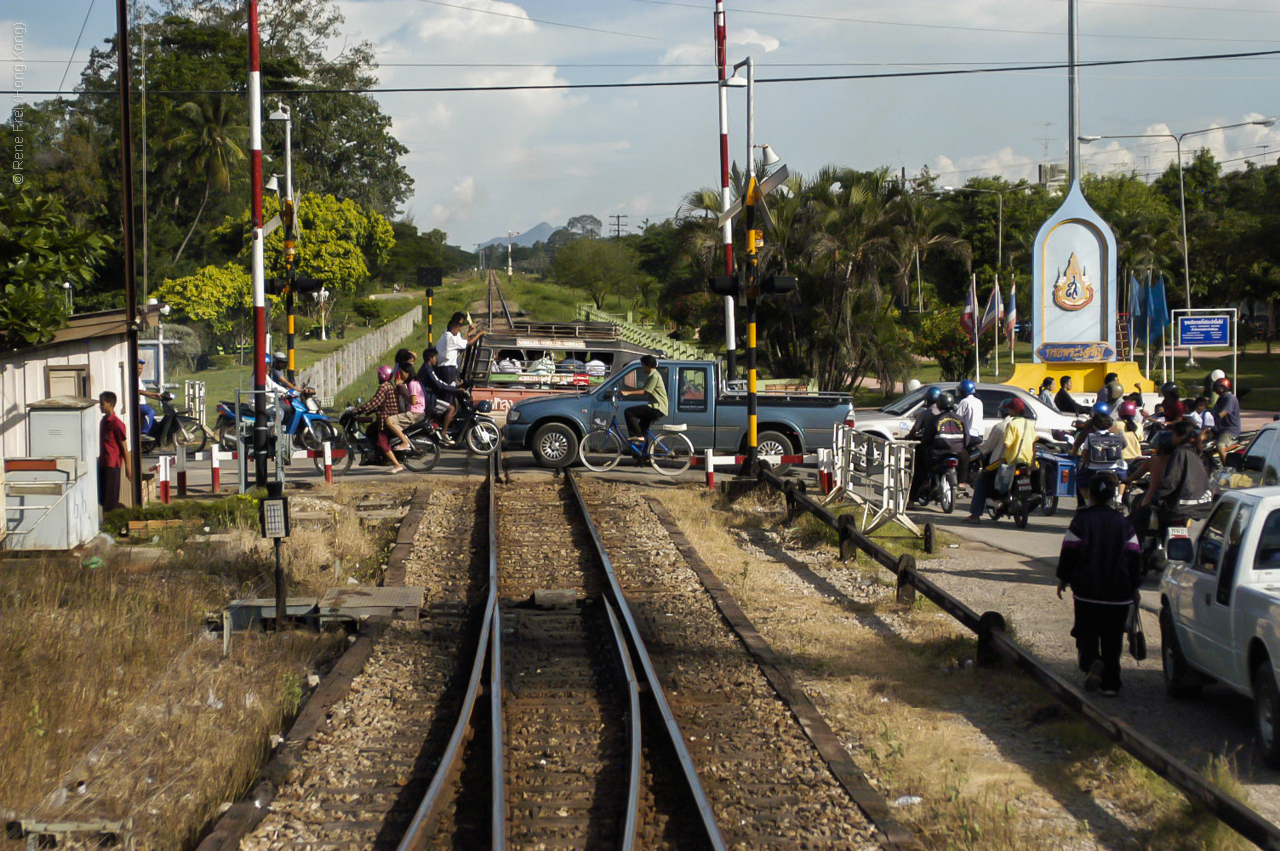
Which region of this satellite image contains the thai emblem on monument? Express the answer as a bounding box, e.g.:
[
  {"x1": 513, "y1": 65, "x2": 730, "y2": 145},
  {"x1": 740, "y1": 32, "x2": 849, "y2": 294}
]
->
[{"x1": 1052, "y1": 252, "x2": 1095, "y2": 311}]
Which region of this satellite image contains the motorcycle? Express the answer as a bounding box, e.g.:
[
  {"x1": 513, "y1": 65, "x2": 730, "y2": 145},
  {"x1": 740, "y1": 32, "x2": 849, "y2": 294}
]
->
[
  {"x1": 987, "y1": 462, "x2": 1042, "y2": 529},
  {"x1": 916, "y1": 454, "x2": 960, "y2": 514},
  {"x1": 214, "y1": 388, "x2": 340, "y2": 454},
  {"x1": 338, "y1": 409, "x2": 441, "y2": 472},
  {"x1": 140, "y1": 392, "x2": 208, "y2": 455},
  {"x1": 437, "y1": 382, "x2": 501, "y2": 455},
  {"x1": 1123, "y1": 476, "x2": 1199, "y2": 576}
]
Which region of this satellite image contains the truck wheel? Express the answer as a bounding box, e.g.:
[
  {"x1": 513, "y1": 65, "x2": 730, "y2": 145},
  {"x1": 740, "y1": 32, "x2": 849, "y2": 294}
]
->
[
  {"x1": 1161, "y1": 606, "x2": 1202, "y2": 699},
  {"x1": 756, "y1": 430, "x2": 794, "y2": 473},
  {"x1": 1255, "y1": 661, "x2": 1280, "y2": 770},
  {"x1": 533, "y1": 423, "x2": 578, "y2": 469}
]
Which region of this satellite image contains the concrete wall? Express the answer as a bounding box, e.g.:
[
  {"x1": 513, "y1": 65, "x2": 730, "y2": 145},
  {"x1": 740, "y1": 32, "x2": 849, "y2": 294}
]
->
[{"x1": 300, "y1": 306, "x2": 422, "y2": 399}]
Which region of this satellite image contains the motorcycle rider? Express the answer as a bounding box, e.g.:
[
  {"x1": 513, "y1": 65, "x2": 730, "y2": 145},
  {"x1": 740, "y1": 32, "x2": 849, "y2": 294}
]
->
[
  {"x1": 1129, "y1": 419, "x2": 1215, "y2": 538},
  {"x1": 1160, "y1": 382, "x2": 1187, "y2": 423},
  {"x1": 1206, "y1": 377, "x2": 1241, "y2": 462},
  {"x1": 954, "y1": 379, "x2": 983, "y2": 487},
  {"x1": 909, "y1": 392, "x2": 966, "y2": 504},
  {"x1": 1115, "y1": 400, "x2": 1145, "y2": 482},
  {"x1": 1073, "y1": 402, "x2": 1128, "y2": 503},
  {"x1": 270, "y1": 352, "x2": 300, "y2": 392},
  {"x1": 136, "y1": 359, "x2": 162, "y2": 434},
  {"x1": 384, "y1": 362, "x2": 426, "y2": 455},
  {"x1": 965, "y1": 397, "x2": 1036, "y2": 524},
  {"x1": 349, "y1": 365, "x2": 404, "y2": 473},
  {"x1": 904, "y1": 386, "x2": 944, "y2": 441},
  {"x1": 417, "y1": 347, "x2": 459, "y2": 445}
]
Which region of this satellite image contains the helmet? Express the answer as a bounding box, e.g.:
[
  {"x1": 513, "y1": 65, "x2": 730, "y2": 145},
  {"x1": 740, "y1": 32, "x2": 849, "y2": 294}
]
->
[
  {"x1": 376, "y1": 365, "x2": 394, "y2": 382},
  {"x1": 924, "y1": 386, "x2": 942, "y2": 405},
  {"x1": 1117, "y1": 400, "x2": 1138, "y2": 419},
  {"x1": 1091, "y1": 401, "x2": 1112, "y2": 417},
  {"x1": 1215, "y1": 377, "x2": 1232, "y2": 393},
  {"x1": 1003, "y1": 397, "x2": 1026, "y2": 417},
  {"x1": 936, "y1": 392, "x2": 956, "y2": 412},
  {"x1": 957, "y1": 379, "x2": 976, "y2": 398},
  {"x1": 906, "y1": 378, "x2": 922, "y2": 392},
  {"x1": 273, "y1": 351, "x2": 286, "y2": 362},
  {"x1": 1106, "y1": 381, "x2": 1124, "y2": 402},
  {"x1": 1161, "y1": 382, "x2": 1179, "y2": 397},
  {"x1": 1210, "y1": 368, "x2": 1225, "y2": 382}
]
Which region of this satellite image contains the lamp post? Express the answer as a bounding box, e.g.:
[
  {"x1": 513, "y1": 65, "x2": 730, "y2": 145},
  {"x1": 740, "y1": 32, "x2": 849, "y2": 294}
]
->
[
  {"x1": 942, "y1": 185, "x2": 1004, "y2": 270},
  {"x1": 268, "y1": 104, "x2": 296, "y2": 383},
  {"x1": 1080, "y1": 117, "x2": 1275, "y2": 368}
]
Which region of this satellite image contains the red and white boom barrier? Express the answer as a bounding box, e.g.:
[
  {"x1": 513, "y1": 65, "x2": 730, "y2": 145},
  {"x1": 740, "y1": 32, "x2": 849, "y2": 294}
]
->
[{"x1": 700, "y1": 449, "x2": 821, "y2": 489}]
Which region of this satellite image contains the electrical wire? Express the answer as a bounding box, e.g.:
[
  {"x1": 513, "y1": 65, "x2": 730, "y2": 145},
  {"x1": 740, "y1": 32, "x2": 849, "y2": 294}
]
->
[
  {"x1": 628, "y1": 0, "x2": 1280, "y2": 44},
  {"x1": 414, "y1": 0, "x2": 698, "y2": 46},
  {"x1": 57, "y1": 0, "x2": 98, "y2": 93},
  {"x1": 9, "y1": 47, "x2": 1280, "y2": 96}
]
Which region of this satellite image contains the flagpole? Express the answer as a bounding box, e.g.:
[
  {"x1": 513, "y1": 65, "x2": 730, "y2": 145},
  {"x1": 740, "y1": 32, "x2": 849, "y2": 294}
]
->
[
  {"x1": 1145, "y1": 269, "x2": 1151, "y2": 383},
  {"x1": 993, "y1": 274, "x2": 1000, "y2": 378},
  {"x1": 972, "y1": 273, "x2": 981, "y2": 382},
  {"x1": 1009, "y1": 275, "x2": 1016, "y2": 367}
]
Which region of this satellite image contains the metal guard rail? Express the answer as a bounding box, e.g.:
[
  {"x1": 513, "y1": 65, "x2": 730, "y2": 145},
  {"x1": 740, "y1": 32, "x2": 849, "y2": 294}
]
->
[{"x1": 756, "y1": 466, "x2": 1280, "y2": 851}]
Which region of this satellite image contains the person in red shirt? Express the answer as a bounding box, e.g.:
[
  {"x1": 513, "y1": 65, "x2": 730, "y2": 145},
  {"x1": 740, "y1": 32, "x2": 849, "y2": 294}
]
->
[{"x1": 98, "y1": 391, "x2": 131, "y2": 512}]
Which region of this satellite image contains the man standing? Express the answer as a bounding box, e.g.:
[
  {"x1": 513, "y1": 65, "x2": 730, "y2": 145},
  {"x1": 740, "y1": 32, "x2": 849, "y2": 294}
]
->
[
  {"x1": 97, "y1": 391, "x2": 130, "y2": 513},
  {"x1": 436, "y1": 312, "x2": 486, "y2": 385},
  {"x1": 621, "y1": 355, "x2": 668, "y2": 463}
]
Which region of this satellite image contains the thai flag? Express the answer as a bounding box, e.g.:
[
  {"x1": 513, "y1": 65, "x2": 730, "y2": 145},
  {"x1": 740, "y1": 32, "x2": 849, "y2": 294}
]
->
[
  {"x1": 1004, "y1": 276, "x2": 1017, "y2": 342},
  {"x1": 979, "y1": 283, "x2": 1003, "y2": 334},
  {"x1": 961, "y1": 280, "x2": 977, "y2": 339}
]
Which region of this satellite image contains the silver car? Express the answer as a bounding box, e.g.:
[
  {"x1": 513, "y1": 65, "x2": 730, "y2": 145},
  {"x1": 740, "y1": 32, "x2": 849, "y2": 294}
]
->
[{"x1": 854, "y1": 382, "x2": 1080, "y2": 443}]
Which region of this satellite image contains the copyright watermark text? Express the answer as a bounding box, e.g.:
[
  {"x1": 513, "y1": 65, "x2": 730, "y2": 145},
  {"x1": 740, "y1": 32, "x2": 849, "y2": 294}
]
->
[{"x1": 10, "y1": 23, "x2": 27, "y2": 185}]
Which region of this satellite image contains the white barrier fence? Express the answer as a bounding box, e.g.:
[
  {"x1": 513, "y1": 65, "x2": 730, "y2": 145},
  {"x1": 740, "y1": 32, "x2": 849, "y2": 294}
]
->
[{"x1": 825, "y1": 424, "x2": 919, "y2": 534}]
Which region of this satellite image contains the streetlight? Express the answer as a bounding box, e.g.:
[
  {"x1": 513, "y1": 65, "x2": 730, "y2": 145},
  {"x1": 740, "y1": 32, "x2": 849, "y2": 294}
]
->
[
  {"x1": 61, "y1": 281, "x2": 73, "y2": 312},
  {"x1": 506, "y1": 231, "x2": 520, "y2": 281},
  {"x1": 1080, "y1": 116, "x2": 1275, "y2": 367},
  {"x1": 268, "y1": 103, "x2": 300, "y2": 383},
  {"x1": 942, "y1": 185, "x2": 1005, "y2": 270}
]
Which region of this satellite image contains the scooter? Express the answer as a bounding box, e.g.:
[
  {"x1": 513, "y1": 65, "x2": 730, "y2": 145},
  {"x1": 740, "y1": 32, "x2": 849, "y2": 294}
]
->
[
  {"x1": 339, "y1": 409, "x2": 441, "y2": 472},
  {"x1": 140, "y1": 392, "x2": 208, "y2": 454},
  {"x1": 987, "y1": 462, "x2": 1042, "y2": 529},
  {"x1": 214, "y1": 388, "x2": 338, "y2": 453}
]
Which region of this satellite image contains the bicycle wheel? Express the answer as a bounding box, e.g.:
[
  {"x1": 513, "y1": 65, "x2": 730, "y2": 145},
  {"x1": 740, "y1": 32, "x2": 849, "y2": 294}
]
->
[
  {"x1": 579, "y1": 428, "x2": 623, "y2": 472},
  {"x1": 401, "y1": 436, "x2": 441, "y2": 472},
  {"x1": 175, "y1": 417, "x2": 208, "y2": 454},
  {"x1": 650, "y1": 432, "x2": 694, "y2": 476}
]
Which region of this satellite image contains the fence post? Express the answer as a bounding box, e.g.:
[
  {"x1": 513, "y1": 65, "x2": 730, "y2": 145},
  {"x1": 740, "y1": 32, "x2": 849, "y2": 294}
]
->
[
  {"x1": 977, "y1": 611, "x2": 1007, "y2": 668},
  {"x1": 783, "y1": 482, "x2": 800, "y2": 526},
  {"x1": 210, "y1": 444, "x2": 222, "y2": 493},
  {"x1": 158, "y1": 456, "x2": 171, "y2": 504},
  {"x1": 924, "y1": 521, "x2": 937, "y2": 555},
  {"x1": 705, "y1": 449, "x2": 715, "y2": 490},
  {"x1": 895, "y1": 554, "x2": 917, "y2": 606},
  {"x1": 323, "y1": 440, "x2": 333, "y2": 485},
  {"x1": 176, "y1": 444, "x2": 188, "y2": 497},
  {"x1": 837, "y1": 514, "x2": 858, "y2": 564}
]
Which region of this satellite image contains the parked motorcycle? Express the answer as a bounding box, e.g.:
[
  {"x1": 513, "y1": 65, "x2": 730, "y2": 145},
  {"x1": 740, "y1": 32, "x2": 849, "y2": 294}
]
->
[
  {"x1": 140, "y1": 392, "x2": 208, "y2": 454},
  {"x1": 213, "y1": 388, "x2": 339, "y2": 453},
  {"x1": 338, "y1": 410, "x2": 441, "y2": 473}
]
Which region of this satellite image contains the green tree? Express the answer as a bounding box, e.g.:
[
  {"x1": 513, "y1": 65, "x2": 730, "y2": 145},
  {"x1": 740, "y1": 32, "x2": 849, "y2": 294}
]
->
[
  {"x1": 166, "y1": 96, "x2": 248, "y2": 265},
  {"x1": 915, "y1": 307, "x2": 974, "y2": 381},
  {"x1": 551, "y1": 238, "x2": 648, "y2": 309},
  {"x1": 153, "y1": 262, "x2": 252, "y2": 348}
]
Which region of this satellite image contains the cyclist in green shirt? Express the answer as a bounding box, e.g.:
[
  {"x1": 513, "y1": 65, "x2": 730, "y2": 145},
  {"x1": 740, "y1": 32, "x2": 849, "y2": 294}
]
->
[{"x1": 621, "y1": 355, "x2": 667, "y2": 449}]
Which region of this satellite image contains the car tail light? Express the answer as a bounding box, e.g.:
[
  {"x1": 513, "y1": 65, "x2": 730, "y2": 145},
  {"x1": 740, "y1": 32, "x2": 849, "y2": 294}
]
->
[
  {"x1": 843, "y1": 406, "x2": 857, "y2": 428},
  {"x1": 946, "y1": 459, "x2": 958, "y2": 468}
]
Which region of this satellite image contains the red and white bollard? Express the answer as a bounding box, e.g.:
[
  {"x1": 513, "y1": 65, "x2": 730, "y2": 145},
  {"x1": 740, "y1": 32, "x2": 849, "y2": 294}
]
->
[
  {"x1": 323, "y1": 440, "x2": 333, "y2": 485},
  {"x1": 705, "y1": 449, "x2": 716, "y2": 490},
  {"x1": 817, "y1": 448, "x2": 833, "y2": 494},
  {"x1": 176, "y1": 444, "x2": 188, "y2": 497},
  {"x1": 210, "y1": 444, "x2": 222, "y2": 493},
  {"x1": 157, "y1": 455, "x2": 172, "y2": 504}
]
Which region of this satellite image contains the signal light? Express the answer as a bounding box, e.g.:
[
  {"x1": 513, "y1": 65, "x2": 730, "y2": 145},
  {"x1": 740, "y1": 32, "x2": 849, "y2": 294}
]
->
[
  {"x1": 761, "y1": 274, "x2": 796, "y2": 295},
  {"x1": 417, "y1": 266, "x2": 443, "y2": 289},
  {"x1": 708, "y1": 274, "x2": 741, "y2": 296}
]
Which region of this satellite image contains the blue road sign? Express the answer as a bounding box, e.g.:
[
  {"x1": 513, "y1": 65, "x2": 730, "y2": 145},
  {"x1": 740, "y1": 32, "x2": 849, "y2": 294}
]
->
[{"x1": 1177, "y1": 315, "x2": 1231, "y2": 347}]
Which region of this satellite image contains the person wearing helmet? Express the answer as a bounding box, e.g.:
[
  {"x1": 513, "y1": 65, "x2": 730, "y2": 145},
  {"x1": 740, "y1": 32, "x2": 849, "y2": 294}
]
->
[
  {"x1": 908, "y1": 392, "x2": 966, "y2": 504},
  {"x1": 1207, "y1": 376, "x2": 1241, "y2": 460},
  {"x1": 350, "y1": 365, "x2": 405, "y2": 472},
  {"x1": 1115, "y1": 400, "x2": 1144, "y2": 490},
  {"x1": 1160, "y1": 382, "x2": 1186, "y2": 422},
  {"x1": 1105, "y1": 381, "x2": 1125, "y2": 405},
  {"x1": 1203, "y1": 368, "x2": 1226, "y2": 403},
  {"x1": 904, "y1": 386, "x2": 944, "y2": 442},
  {"x1": 270, "y1": 352, "x2": 300, "y2": 392},
  {"x1": 135, "y1": 358, "x2": 161, "y2": 434},
  {"x1": 1131, "y1": 419, "x2": 1214, "y2": 538},
  {"x1": 965, "y1": 396, "x2": 1035, "y2": 523},
  {"x1": 954, "y1": 380, "x2": 983, "y2": 486},
  {"x1": 1071, "y1": 402, "x2": 1127, "y2": 502},
  {"x1": 1054, "y1": 375, "x2": 1090, "y2": 416}
]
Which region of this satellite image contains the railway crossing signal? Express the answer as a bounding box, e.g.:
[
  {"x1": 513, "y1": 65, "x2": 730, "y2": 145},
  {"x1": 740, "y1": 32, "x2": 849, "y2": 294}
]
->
[{"x1": 418, "y1": 266, "x2": 444, "y2": 346}]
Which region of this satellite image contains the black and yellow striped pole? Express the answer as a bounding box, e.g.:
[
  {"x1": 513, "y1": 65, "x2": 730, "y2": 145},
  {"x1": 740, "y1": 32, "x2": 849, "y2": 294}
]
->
[
  {"x1": 418, "y1": 266, "x2": 443, "y2": 347},
  {"x1": 744, "y1": 176, "x2": 761, "y2": 474},
  {"x1": 283, "y1": 197, "x2": 296, "y2": 383}
]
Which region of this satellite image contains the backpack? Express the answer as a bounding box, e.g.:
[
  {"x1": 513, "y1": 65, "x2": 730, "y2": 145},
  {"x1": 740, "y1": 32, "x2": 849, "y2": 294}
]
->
[{"x1": 1085, "y1": 429, "x2": 1125, "y2": 466}]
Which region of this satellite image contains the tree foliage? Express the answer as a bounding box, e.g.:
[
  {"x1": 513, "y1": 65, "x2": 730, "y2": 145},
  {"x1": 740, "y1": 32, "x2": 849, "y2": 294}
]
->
[
  {"x1": 551, "y1": 238, "x2": 649, "y2": 309},
  {"x1": 154, "y1": 262, "x2": 252, "y2": 344}
]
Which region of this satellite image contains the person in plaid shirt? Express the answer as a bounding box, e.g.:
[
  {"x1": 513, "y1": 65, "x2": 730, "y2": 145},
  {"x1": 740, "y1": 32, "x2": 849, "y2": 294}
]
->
[{"x1": 351, "y1": 365, "x2": 404, "y2": 473}]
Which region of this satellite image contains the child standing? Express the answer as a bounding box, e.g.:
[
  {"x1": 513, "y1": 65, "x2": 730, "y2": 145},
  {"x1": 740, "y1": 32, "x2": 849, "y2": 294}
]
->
[
  {"x1": 97, "y1": 391, "x2": 130, "y2": 513},
  {"x1": 1056, "y1": 474, "x2": 1143, "y2": 696}
]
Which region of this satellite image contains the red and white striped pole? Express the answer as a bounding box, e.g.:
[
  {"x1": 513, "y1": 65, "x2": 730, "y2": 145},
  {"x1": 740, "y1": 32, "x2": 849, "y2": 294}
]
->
[
  {"x1": 210, "y1": 444, "x2": 222, "y2": 493},
  {"x1": 715, "y1": 0, "x2": 737, "y2": 382},
  {"x1": 248, "y1": 0, "x2": 269, "y2": 488},
  {"x1": 176, "y1": 444, "x2": 188, "y2": 497},
  {"x1": 323, "y1": 441, "x2": 333, "y2": 485},
  {"x1": 158, "y1": 456, "x2": 171, "y2": 504}
]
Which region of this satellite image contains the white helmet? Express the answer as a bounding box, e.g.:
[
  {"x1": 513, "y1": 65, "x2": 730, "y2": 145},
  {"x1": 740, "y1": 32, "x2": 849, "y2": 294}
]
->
[
  {"x1": 906, "y1": 378, "x2": 922, "y2": 392},
  {"x1": 1209, "y1": 368, "x2": 1225, "y2": 382}
]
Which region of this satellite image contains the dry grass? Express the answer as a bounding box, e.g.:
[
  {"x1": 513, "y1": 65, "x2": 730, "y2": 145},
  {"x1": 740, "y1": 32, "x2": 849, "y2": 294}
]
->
[
  {"x1": 0, "y1": 502, "x2": 365, "y2": 849},
  {"x1": 655, "y1": 484, "x2": 1261, "y2": 851}
]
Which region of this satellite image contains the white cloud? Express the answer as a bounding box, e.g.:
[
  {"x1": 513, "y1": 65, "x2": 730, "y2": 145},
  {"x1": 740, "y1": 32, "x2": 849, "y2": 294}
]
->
[
  {"x1": 429, "y1": 174, "x2": 482, "y2": 225},
  {"x1": 414, "y1": 0, "x2": 536, "y2": 41},
  {"x1": 730, "y1": 28, "x2": 780, "y2": 53}
]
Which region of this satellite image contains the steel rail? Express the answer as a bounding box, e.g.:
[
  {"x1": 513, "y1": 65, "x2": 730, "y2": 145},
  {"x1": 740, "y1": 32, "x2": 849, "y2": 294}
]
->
[
  {"x1": 757, "y1": 466, "x2": 1280, "y2": 851},
  {"x1": 604, "y1": 599, "x2": 644, "y2": 850},
  {"x1": 565, "y1": 469, "x2": 729, "y2": 850},
  {"x1": 396, "y1": 456, "x2": 504, "y2": 851}
]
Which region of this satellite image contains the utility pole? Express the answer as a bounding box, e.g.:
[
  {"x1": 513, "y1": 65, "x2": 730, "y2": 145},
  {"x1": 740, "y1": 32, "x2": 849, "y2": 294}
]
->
[
  {"x1": 609, "y1": 213, "x2": 628, "y2": 239},
  {"x1": 248, "y1": 0, "x2": 268, "y2": 488},
  {"x1": 506, "y1": 231, "x2": 520, "y2": 284},
  {"x1": 116, "y1": 0, "x2": 143, "y2": 506},
  {"x1": 715, "y1": 0, "x2": 741, "y2": 382}
]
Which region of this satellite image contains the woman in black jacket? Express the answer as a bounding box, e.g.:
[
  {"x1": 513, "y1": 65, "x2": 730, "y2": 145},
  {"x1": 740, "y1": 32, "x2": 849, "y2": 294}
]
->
[{"x1": 1056, "y1": 474, "x2": 1143, "y2": 695}]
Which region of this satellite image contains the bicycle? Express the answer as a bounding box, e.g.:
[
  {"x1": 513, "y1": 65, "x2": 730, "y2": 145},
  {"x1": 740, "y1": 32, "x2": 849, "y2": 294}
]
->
[{"x1": 578, "y1": 396, "x2": 695, "y2": 476}]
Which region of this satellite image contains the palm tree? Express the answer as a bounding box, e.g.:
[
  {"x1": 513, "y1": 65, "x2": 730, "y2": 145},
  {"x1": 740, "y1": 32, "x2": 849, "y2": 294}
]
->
[
  {"x1": 888, "y1": 194, "x2": 970, "y2": 312},
  {"x1": 167, "y1": 96, "x2": 248, "y2": 265}
]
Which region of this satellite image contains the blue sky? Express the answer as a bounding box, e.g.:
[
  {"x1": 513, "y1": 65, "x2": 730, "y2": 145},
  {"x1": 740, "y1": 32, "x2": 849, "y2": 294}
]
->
[{"x1": 5, "y1": 1, "x2": 1280, "y2": 247}]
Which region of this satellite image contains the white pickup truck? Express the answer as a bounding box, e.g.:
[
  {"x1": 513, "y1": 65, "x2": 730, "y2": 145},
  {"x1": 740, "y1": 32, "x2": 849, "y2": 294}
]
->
[{"x1": 1159, "y1": 486, "x2": 1280, "y2": 768}]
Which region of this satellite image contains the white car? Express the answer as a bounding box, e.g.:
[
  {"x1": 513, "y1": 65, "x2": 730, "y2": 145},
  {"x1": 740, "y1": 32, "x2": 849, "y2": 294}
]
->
[{"x1": 854, "y1": 382, "x2": 1080, "y2": 444}]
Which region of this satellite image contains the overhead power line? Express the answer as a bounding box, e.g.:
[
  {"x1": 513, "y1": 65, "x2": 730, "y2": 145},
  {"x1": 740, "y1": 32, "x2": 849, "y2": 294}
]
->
[{"x1": 8, "y1": 46, "x2": 1280, "y2": 97}]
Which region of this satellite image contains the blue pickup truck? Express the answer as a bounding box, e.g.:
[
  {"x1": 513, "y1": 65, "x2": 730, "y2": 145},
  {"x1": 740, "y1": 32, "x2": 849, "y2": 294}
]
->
[{"x1": 503, "y1": 358, "x2": 856, "y2": 468}]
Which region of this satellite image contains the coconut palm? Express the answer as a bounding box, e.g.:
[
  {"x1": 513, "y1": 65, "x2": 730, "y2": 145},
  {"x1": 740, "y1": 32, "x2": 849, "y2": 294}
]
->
[{"x1": 167, "y1": 96, "x2": 248, "y2": 265}]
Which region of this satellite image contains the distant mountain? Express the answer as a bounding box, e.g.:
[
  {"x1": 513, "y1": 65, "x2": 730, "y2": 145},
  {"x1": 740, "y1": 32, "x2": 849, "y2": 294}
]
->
[{"x1": 478, "y1": 221, "x2": 558, "y2": 249}]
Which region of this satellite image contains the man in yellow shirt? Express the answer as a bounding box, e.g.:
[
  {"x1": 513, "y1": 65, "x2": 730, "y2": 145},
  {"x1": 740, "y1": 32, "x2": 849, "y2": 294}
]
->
[{"x1": 621, "y1": 355, "x2": 668, "y2": 449}]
